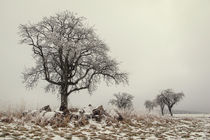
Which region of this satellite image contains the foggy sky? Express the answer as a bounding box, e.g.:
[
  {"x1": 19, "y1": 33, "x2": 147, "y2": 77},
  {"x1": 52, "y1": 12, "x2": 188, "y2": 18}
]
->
[{"x1": 0, "y1": 0, "x2": 210, "y2": 113}]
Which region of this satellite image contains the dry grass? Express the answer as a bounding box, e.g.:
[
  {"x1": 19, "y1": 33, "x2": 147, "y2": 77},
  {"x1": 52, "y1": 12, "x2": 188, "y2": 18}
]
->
[{"x1": 0, "y1": 107, "x2": 210, "y2": 139}]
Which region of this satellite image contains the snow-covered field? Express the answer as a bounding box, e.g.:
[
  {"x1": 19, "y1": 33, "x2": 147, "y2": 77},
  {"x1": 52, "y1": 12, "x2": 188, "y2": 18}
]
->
[{"x1": 0, "y1": 111, "x2": 210, "y2": 140}]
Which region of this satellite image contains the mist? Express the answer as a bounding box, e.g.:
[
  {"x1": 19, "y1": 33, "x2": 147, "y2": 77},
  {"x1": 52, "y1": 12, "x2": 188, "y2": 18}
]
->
[{"x1": 0, "y1": 0, "x2": 210, "y2": 113}]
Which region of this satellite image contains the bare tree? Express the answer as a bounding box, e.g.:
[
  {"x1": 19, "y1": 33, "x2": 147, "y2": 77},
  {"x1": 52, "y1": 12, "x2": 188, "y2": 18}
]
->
[
  {"x1": 144, "y1": 100, "x2": 156, "y2": 113},
  {"x1": 109, "y1": 92, "x2": 134, "y2": 110},
  {"x1": 160, "y1": 89, "x2": 184, "y2": 116},
  {"x1": 19, "y1": 11, "x2": 128, "y2": 111},
  {"x1": 155, "y1": 94, "x2": 166, "y2": 116}
]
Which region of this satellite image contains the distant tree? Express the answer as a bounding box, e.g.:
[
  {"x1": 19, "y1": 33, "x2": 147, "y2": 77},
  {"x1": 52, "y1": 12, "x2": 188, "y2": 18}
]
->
[
  {"x1": 144, "y1": 100, "x2": 156, "y2": 113},
  {"x1": 109, "y1": 92, "x2": 134, "y2": 110},
  {"x1": 155, "y1": 94, "x2": 166, "y2": 116},
  {"x1": 160, "y1": 89, "x2": 184, "y2": 116},
  {"x1": 19, "y1": 11, "x2": 128, "y2": 111}
]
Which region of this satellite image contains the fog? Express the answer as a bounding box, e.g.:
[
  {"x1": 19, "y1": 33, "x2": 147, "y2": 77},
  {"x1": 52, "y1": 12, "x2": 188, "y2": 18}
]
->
[{"x1": 0, "y1": 0, "x2": 210, "y2": 113}]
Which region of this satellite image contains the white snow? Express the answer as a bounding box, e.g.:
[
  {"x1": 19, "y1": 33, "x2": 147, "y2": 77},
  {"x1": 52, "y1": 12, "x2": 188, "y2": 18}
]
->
[
  {"x1": 0, "y1": 112, "x2": 210, "y2": 139},
  {"x1": 43, "y1": 111, "x2": 56, "y2": 120}
]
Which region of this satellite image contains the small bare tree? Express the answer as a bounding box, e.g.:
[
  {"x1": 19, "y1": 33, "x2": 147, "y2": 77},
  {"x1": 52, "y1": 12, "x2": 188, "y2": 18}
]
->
[
  {"x1": 19, "y1": 11, "x2": 128, "y2": 111},
  {"x1": 144, "y1": 100, "x2": 156, "y2": 113},
  {"x1": 160, "y1": 89, "x2": 184, "y2": 116},
  {"x1": 109, "y1": 92, "x2": 134, "y2": 110},
  {"x1": 155, "y1": 94, "x2": 166, "y2": 116}
]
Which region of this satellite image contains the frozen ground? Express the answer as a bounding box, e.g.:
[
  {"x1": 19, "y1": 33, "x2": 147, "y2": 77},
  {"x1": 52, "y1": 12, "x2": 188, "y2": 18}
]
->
[{"x1": 0, "y1": 112, "x2": 210, "y2": 140}]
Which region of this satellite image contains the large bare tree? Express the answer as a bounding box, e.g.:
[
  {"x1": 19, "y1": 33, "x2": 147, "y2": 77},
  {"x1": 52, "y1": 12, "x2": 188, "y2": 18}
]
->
[{"x1": 19, "y1": 11, "x2": 128, "y2": 111}]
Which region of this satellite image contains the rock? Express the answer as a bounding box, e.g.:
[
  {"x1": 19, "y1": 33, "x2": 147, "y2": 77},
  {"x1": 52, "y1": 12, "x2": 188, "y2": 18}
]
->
[
  {"x1": 84, "y1": 114, "x2": 92, "y2": 120},
  {"x1": 40, "y1": 105, "x2": 51, "y2": 112},
  {"x1": 1, "y1": 117, "x2": 13, "y2": 123},
  {"x1": 92, "y1": 105, "x2": 106, "y2": 116},
  {"x1": 30, "y1": 110, "x2": 40, "y2": 116},
  {"x1": 70, "y1": 114, "x2": 79, "y2": 120},
  {"x1": 22, "y1": 111, "x2": 28, "y2": 116},
  {"x1": 93, "y1": 115, "x2": 102, "y2": 122},
  {"x1": 79, "y1": 109, "x2": 85, "y2": 116},
  {"x1": 62, "y1": 108, "x2": 70, "y2": 116},
  {"x1": 49, "y1": 111, "x2": 71, "y2": 127},
  {"x1": 83, "y1": 105, "x2": 93, "y2": 115},
  {"x1": 54, "y1": 111, "x2": 65, "y2": 120},
  {"x1": 43, "y1": 112, "x2": 56, "y2": 121},
  {"x1": 92, "y1": 105, "x2": 110, "y2": 122},
  {"x1": 92, "y1": 106, "x2": 104, "y2": 122},
  {"x1": 69, "y1": 108, "x2": 78, "y2": 112},
  {"x1": 78, "y1": 117, "x2": 89, "y2": 126}
]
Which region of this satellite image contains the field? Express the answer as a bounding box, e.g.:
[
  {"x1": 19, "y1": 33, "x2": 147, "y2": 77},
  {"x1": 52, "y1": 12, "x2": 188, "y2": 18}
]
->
[{"x1": 0, "y1": 108, "x2": 210, "y2": 140}]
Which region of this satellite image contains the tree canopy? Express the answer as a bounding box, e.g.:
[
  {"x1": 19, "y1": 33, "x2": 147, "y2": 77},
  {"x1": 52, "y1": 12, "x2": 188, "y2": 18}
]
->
[
  {"x1": 109, "y1": 92, "x2": 134, "y2": 110},
  {"x1": 160, "y1": 89, "x2": 184, "y2": 116},
  {"x1": 19, "y1": 11, "x2": 128, "y2": 111},
  {"x1": 144, "y1": 100, "x2": 156, "y2": 112}
]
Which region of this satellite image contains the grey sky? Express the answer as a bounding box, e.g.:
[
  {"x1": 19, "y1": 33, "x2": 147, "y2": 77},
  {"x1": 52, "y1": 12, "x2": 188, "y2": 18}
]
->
[{"x1": 0, "y1": 0, "x2": 210, "y2": 112}]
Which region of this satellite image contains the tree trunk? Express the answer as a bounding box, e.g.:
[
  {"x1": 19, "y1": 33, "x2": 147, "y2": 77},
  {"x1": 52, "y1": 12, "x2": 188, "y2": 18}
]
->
[
  {"x1": 60, "y1": 93, "x2": 68, "y2": 111},
  {"x1": 160, "y1": 106, "x2": 164, "y2": 116},
  {"x1": 168, "y1": 106, "x2": 173, "y2": 116},
  {"x1": 59, "y1": 84, "x2": 68, "y2": 111},
  {"x1": 161, "y1": 108, "x2": 164, "y2": 116}
]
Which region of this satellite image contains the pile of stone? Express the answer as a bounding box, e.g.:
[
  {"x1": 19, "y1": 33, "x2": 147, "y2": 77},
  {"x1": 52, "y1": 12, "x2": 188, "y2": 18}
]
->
[{"x1": 22, "y1": 104, "x2": 123, "y2": 127}]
